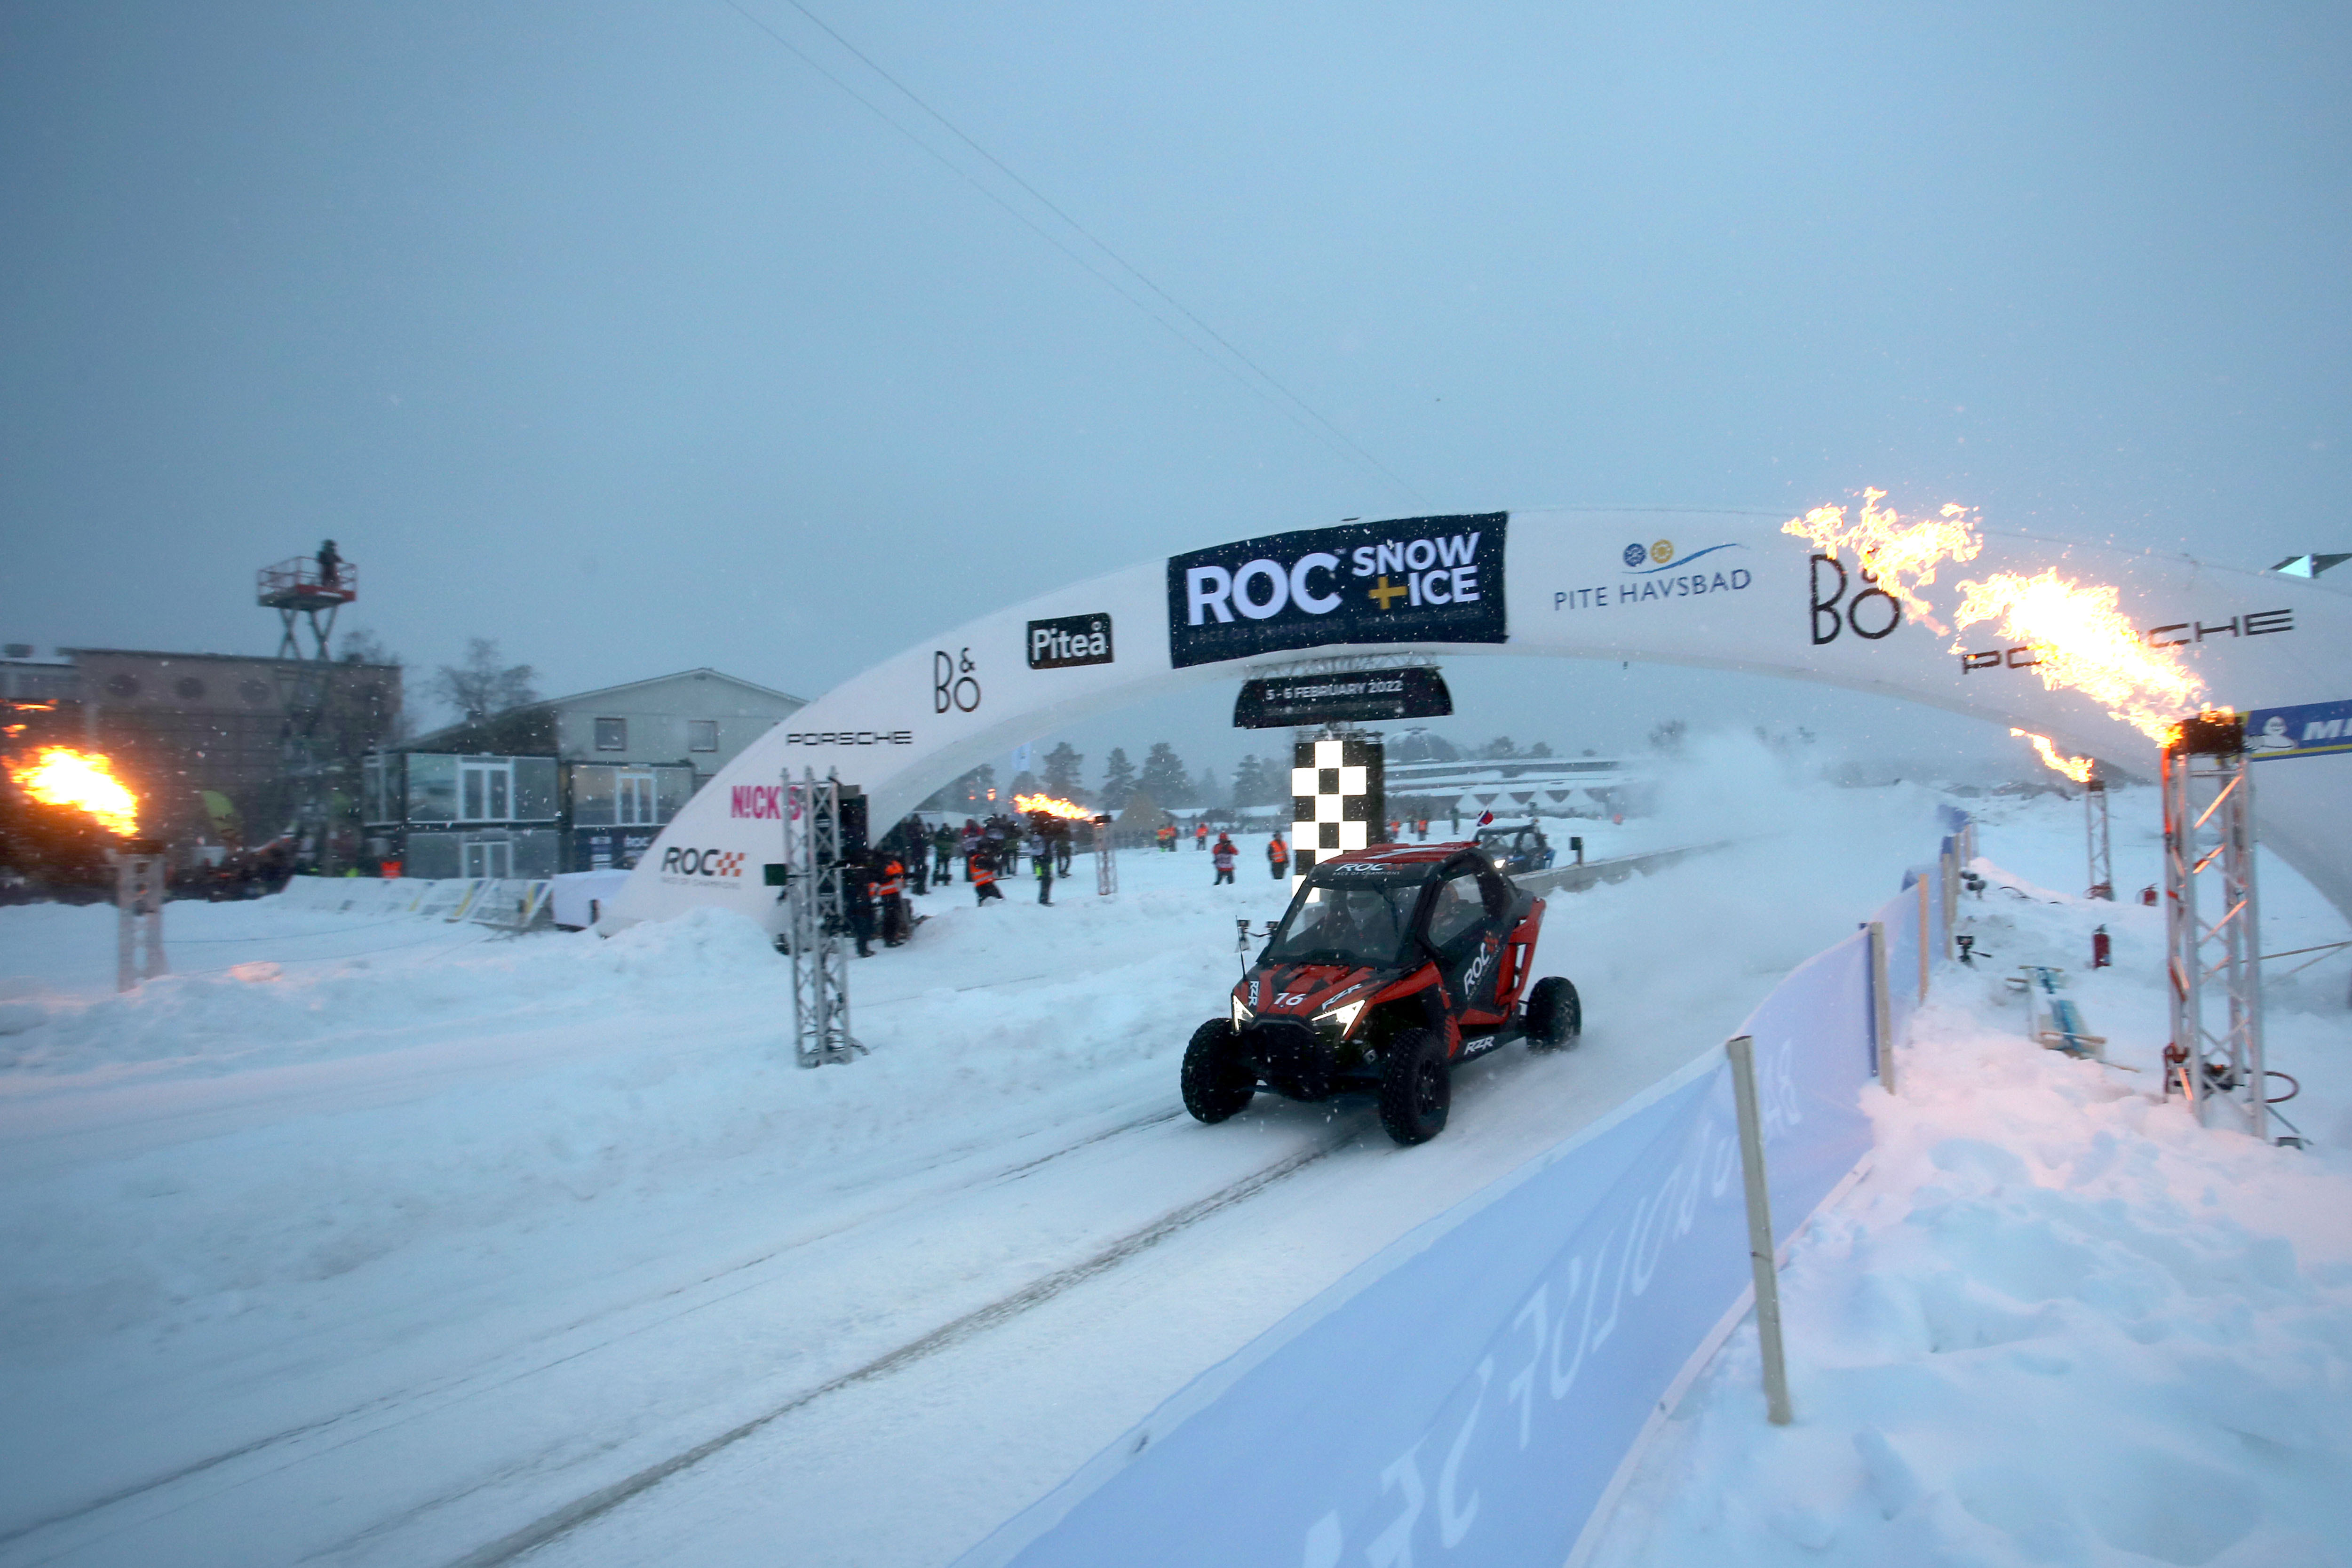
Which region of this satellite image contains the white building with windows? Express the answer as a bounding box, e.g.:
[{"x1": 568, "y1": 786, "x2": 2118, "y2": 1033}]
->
[{"x1": 363, "y1": 668, "x2": 804, "y2": 876}]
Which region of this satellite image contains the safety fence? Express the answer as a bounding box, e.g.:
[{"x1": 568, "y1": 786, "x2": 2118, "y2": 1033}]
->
[
  {"x1": 956, "y1": 813, "x2": 1971, "y2": 1568},
  {"x1": 271, "y1": 873, "x2": 555, "y2": 929}
]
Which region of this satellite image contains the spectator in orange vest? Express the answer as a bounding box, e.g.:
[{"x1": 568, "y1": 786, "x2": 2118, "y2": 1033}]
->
[
  {"x1": 1267, "y1": 833, "x2": 1289, "y2": 880},
  {"x1": 972, "y1": 850, "x2": 1005, "y2": 905},
  {"x1": 875, "y1": 856, "x2": 908, "y2": 945}
]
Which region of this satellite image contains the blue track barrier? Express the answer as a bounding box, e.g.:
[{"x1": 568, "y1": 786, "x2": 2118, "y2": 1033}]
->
[{"x1": 956, "y1": 820, "x2": 1962, "y2": 1568}]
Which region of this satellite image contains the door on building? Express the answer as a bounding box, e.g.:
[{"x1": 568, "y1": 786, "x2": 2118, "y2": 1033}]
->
[
  {"x1": 462, "y1": 839, "x2": 514, "y2": 879},
  {"x1": 617, "y1": 770, "x2": 657, "y2": 827},
  {"x1": 460, "y1": 759, "x2": 512, "y2": 822}
]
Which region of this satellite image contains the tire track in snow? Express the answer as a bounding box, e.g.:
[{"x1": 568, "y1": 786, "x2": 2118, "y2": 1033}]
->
[
  {"x1": 0, "y1": 1105, "x2": 1192, "y2": 1556},
  {"x1": 433, "y1": 1130, "x2": 1352, "y2": 1568}
]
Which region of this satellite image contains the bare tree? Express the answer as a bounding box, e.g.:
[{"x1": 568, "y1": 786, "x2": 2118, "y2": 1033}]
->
[
  {"x1": 338, "y1": 627, "x2": 400, "y2": 668},
  {"x1": 431, "y1": 638, "x2": 539, "y2": 723}
]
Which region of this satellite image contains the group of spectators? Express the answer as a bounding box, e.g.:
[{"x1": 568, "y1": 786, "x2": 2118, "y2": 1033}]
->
[
  {"x1": 841, "y1": 813, "x2": 1319, "y2": 956},
  {"x1": 841, "y1": 811, "x2": 1087, "y2": 955}
]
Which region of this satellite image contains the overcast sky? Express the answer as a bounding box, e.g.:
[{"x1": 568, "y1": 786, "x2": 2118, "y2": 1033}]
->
[{"x1": 3, "y1": 1, "x2": 2346, "y2": 780}]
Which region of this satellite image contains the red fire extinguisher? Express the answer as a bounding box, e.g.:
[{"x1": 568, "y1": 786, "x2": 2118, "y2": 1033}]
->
[{"x1": 2092, "y1": 924, "x2": 2112, "y2": 969}]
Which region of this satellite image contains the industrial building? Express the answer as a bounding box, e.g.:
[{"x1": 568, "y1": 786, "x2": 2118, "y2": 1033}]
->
[
  {"x1": 1, "y1": 644, "x2": 403, "y2": 858},
  {"x1": 363, "y1": 669, "x2": 806, "y2": 876}
]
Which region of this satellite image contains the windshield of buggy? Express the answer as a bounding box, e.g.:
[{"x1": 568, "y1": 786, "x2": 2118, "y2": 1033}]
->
[{"x1": 1261, "y1": 864, "x2": 1434, "y2": 969}]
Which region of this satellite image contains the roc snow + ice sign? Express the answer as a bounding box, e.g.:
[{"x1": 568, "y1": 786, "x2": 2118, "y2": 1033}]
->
[{"x1": 1167, "y1": 515, "x2": 1507, "y2": 669}]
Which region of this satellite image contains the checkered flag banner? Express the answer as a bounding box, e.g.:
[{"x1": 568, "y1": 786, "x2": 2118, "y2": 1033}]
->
[{"x1": 1291, "y1": 735, "x2": 1384, "y2": 888}]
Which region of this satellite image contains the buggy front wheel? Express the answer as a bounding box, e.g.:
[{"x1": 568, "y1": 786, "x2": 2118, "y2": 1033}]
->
[
  {"x1": 1181, "y1": 1019, "x2": 1256, "y2": 1123},
  {"x1": 1378, "y1": 1028, "x2": 1452, "y2": 1146},
  {"x1": 1524, "y1": 977, "x2": 1581, "y2": 1050}
]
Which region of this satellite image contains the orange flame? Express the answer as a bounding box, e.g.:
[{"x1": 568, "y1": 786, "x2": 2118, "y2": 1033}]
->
[
  {"x1": 4, "y1": 746, "x2": 140, "y2": 836},
  {"x1": 1953, "y1": 570, "x2": 2204, "y2": 744},
  {"x1": 3, "y1": 699, "x2": 57, "y2": 742},
  {"x1": 1782, "y1": 488, "x2": 1983, "y2": 634},
  {"x1": 1785, "y1": 487, "x2": 2208, "y2": 747},
  {"x1": 2009, "y1": 729, "x2": 2095, "y2": 784},
  {"x1": 1015, "y1": 792, "x2": 1094, "y2": 820}
]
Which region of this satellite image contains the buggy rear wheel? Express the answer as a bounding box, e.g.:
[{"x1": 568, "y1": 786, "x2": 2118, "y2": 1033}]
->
[
  {"x1": 1525, "y1": 977, "x2": 1581, "y2": 1050},
  {"x1": 1181, "y1": 1019, "x2": 1256, "y2": 1123},
  {"x1": 1378, "y1": 1028, "x2": 1451, "y2": 1146}
]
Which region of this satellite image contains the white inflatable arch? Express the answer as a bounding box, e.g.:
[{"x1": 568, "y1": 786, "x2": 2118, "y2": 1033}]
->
[{"x1": 609, "y1": 509, "x2": 2352, "y2": 931}]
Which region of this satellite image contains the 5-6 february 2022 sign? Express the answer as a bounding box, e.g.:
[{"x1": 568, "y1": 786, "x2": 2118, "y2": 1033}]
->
[{"x1": 1167, "y1": 514, "x2": 1508, "y2": 669}]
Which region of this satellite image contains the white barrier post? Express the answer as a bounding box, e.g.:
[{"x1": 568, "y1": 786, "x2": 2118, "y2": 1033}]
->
[
  {"x1": 1725, "y1": 1034, "x2": 1792, "y2": 1425},
  {"x1": 112, "y1": 841, "x2": 168, "y2": 992},
  {"x1": 1941, "y1": 846, "x2": 1958, "y2": 960},
  {"x1": 1867, "y1": 920, "x2": 1895, "y2": 1092},
  {"x1": 1916, "y1": 878, "x2": 1931, "y2": 1002}
]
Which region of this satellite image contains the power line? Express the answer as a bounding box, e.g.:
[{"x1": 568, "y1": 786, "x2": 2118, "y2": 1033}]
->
[{"x1": 719, "y1": 0, "x2": 1429, "y2": 506}]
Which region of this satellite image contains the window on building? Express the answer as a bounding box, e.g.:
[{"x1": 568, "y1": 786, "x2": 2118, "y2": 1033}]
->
[
  {"x1": 570, "y1": 764, "x2": 614, "y2": 826},
  {"x1": 514, "y1": 756, "x2": 557, "y2": 820},
  {"x1": 595, "y1": 717, "x2": 627, "y2": 751},
  {"x1": 407, "y1": 754, "x2": 457, "y2": 821},
  {"x1": 688, "y1": 719, "x2": 718, "y2": 753}
]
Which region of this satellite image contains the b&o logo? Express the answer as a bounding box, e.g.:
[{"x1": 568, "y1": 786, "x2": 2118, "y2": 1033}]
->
[
  {"x1": 933, "y1": 648, "x2": 981, "y2": 713},
  {"x1": 1806, "y1": 554, "x2": 1902, "y2": 645}
]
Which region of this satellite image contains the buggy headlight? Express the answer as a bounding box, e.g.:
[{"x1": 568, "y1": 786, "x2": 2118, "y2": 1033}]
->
[
  {"x1": 1232, "y1": 995, "x2": 1253, "y2": 1025},
  {"x1": 1317, "y1": 999, "x2": 1367, "y2": 1035}
]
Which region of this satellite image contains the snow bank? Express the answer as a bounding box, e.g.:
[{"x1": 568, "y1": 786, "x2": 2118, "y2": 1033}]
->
[{"x1": 1593, "y1": 835, "x2": 2352, "y2": 1568}]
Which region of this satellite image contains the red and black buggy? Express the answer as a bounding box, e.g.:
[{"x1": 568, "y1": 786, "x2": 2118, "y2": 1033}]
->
[{"x1": 1182, "y1": 842, "x2": 1581, "y2": 1146}]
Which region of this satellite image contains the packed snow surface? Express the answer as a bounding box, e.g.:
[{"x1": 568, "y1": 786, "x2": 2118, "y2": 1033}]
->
[
  {"x1": 1595, "y1": 788, "x2": 2352, "y2": 1568},
  {"x1": 0, "y1": 748, "x2": 2345, "y2": 1567}
]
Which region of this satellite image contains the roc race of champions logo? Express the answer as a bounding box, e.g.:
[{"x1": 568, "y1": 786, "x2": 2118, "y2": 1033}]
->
[{"x1": 1166, "y1": 514, "x2": 1508, "y2": 668}]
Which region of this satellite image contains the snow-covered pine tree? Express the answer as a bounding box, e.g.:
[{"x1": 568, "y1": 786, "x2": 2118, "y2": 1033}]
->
[{"x1": 1099, "y1": 748, "x2": 1138, "y2": 812}]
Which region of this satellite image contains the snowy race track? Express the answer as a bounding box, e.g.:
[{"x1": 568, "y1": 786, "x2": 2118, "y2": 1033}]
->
[{"x1": 2, "y1": 767, "x2": 2347, "y2": 1568}]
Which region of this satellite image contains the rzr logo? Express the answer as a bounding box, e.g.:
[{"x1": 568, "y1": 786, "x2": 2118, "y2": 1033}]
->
[{"x1": 660, "y1": 847, "x2": 745, "y2": 878}]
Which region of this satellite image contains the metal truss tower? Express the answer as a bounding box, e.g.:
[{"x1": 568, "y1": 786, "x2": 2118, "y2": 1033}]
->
[
  {"x1": 787, "y1": 770, "x2": 867, "y2": 1068},
  {"x1": 2161, "y1": 716, "x2": 2269, "y2": 1140},
  {"x1": 2084, "y1": 766, "x2": 2114, "y2": 901}
]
